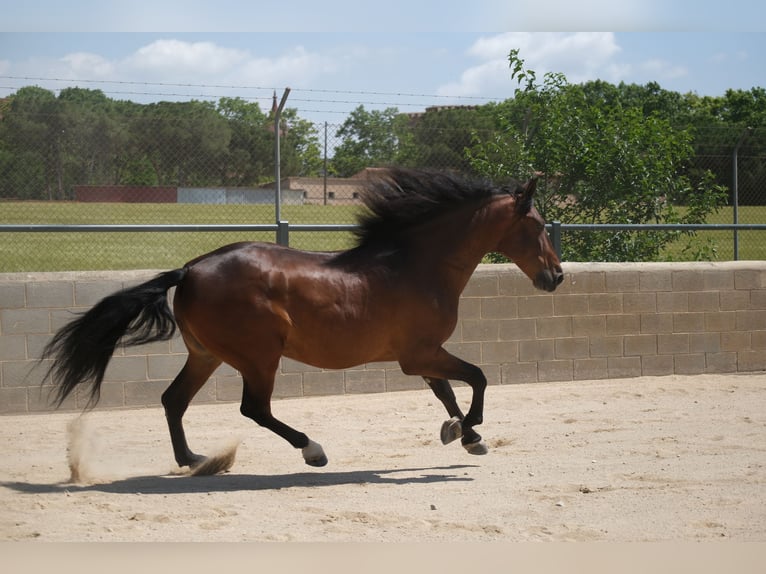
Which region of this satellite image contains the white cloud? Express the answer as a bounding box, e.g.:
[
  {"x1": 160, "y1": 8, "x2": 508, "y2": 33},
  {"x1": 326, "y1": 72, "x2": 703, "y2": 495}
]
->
[
  {"x1": 60, "y1": 52, "x2": 115, "y2": 77},
  {"x1": 123, "y1": 39, "x2": 249, "y2": 77},
  {"x1": 438, "y1": 32, "x2": 622, "y2": 98}
]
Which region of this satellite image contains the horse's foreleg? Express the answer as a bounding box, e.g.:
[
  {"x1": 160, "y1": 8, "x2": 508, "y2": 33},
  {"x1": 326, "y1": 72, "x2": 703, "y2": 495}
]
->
[
  {"x1": 240, "y1": 373, "x2": 328, "y2": 467},
  {"x1": 403, "y1": 349, "x2": 488, "y2": 455},
  {"x1": 161, "y1": 353, "x2": 221, "y2": 469}
]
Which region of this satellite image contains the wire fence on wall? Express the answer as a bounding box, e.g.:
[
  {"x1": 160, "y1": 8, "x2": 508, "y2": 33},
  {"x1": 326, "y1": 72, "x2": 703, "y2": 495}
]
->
[{"x1": 0, "y1": 104, "x2": 764, "y2": 271}]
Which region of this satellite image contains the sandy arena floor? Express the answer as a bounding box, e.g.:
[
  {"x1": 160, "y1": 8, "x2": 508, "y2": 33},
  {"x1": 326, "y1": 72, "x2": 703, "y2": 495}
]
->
[{"x1": 1, "y1": 373, "x2": 765, "y2": 542}]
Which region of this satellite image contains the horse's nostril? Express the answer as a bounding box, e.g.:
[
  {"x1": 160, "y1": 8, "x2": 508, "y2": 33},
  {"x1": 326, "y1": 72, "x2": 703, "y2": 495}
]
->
[{"x1": 555, "y1": 273, "x2": 564, "y2": 285}]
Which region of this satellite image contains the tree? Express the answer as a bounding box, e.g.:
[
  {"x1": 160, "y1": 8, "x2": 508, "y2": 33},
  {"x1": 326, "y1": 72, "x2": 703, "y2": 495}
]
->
[
  {"x1": 469, "y1": 50, "x2": 727, "y2": 262},
  {"x1": 330, "y1": 106, "x2": 405, "y2": 176}
]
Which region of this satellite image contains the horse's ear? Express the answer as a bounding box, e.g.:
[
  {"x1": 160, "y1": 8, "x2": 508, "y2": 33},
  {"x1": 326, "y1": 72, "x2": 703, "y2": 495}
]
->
[{"x1": 516, "y1": 177, "x2": 536, "y2": 213}]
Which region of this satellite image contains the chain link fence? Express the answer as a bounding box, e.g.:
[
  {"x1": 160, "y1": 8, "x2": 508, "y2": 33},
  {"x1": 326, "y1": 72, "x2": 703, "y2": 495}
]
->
[{"x1": 0, "y1": 102, "x2": 764, "y2": 271}]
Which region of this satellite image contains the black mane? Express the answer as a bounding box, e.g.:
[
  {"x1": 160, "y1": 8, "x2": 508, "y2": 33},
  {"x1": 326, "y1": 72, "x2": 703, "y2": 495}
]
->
[{"x1": 353, "y1": 168, "x2": 515, "y2": 248}]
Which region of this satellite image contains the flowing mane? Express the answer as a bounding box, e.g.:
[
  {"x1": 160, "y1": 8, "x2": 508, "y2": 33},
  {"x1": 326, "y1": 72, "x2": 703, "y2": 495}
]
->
[{"x1": 353, "y1": 168, "x2": 518, "y2": 248}]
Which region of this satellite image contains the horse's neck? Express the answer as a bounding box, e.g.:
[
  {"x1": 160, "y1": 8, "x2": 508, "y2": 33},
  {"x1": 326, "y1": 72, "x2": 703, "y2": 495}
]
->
[{"x1": 405, "y1": 196, "x2": 512, "y2": 288}]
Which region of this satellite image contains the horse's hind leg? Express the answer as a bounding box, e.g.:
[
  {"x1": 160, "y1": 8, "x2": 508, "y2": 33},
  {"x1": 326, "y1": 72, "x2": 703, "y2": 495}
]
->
[
  {"x1": 240, "y1": 365, "x2": 328, "y2": 467},
  {"x1": 161, "y1": 351, "x2": 221, "y2": 469}
]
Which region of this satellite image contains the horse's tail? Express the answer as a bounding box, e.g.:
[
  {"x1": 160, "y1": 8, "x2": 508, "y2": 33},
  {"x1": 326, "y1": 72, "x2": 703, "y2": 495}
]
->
[{"x1": 42, "y1": 268, "x2": 188, "y2": 409}]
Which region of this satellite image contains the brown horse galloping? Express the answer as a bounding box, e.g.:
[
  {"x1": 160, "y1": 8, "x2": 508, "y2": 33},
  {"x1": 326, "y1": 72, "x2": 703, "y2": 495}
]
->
[{"x1": 43, "y1": 168, "x2": 563, "y2": 475}]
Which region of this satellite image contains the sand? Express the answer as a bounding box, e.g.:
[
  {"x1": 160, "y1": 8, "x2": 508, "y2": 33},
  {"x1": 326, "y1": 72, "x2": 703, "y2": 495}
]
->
[{"x1": 1, "y1": 373, "x2": 765, "y2": 542}]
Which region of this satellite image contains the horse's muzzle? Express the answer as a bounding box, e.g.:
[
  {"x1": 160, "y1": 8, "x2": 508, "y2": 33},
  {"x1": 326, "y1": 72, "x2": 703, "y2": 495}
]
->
[{"x1": 534, "y1": 268, "x2": 564, "y2": 292}]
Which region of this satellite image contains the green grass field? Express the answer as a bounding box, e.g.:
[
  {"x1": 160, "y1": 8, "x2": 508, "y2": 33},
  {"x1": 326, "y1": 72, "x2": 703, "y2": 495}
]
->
[{"x1": 1, "y1": 202, "x2": 764, "y2": 272}]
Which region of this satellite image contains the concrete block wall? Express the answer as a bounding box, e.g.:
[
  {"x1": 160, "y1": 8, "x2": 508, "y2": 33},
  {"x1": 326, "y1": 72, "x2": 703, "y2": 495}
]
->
[{"x1": 1, "y1": 262, "x2": 764, "y2": 415}]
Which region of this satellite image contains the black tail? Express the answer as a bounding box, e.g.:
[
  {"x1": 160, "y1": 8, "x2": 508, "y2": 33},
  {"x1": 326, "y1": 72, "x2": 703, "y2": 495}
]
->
[{"x1": 42, "y1": 268, "x2": 188, "y2": 409}]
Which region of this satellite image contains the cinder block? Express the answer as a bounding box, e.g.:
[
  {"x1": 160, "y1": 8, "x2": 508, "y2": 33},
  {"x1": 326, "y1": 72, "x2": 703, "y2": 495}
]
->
[
  {"x1": 672, "y1": 270, "x2": 705, "y2": 291},
  {"x1": 83, "y1": 381, "x2": 125, "y2": 410},
  {"x1": 0, "y1": 335, "x2": 26, "y2": 360},
  {"x1": 720, "y1": 290, "x2": 751, "y2": 311},
  {"x1": 457, "y1": 298, "x2": 482, "y2": 320},
  {"x1": 704, "y1": 311, "x2": 737, "y2": 333},
  {"x1": 482, "y1": 363, "x2": 501, "y2": 386},
  {"x1": 734, "y1": 269, "x2": 764, "y2": 289},
  {"x1": 462, "y1": 274, "x2": 498, "y2": 297},
  {"x1": 606, "y1": 272, "x2": 639, "y2": 292},
  {"x1": 554, "y1": 337, "x2": 589, "y2": 359},
  {"x1": 624, "y1": 334, "x2": 657, "y2": 356},
  {"x1": 607, "y1": 357, "x2": 642, "y2": 378},
  {"x1": 481, "y1": 341, "x2": 518, "y2": 364},
  {"x1": 640, "y1": 313, "x2": 673, "y2": 334},
  {"x1": 573, "y1": 358, "x2": 609, "y2": 380},
  {"x1": 499, "y1": 318, "x2": 537, "y2": 341},
  {"x1": 1, "y1": 309, "x2": 50, "y2": 335},
  {"x1": 674, "y1": 354, "x2": 706, "y2": 374},
  {"x1": 673, "y1": 312, "x2": 706, "y2": 333},
  {"x1": 517, "y1": 296, "x2": 554, "y2": 318},
  {"x1": 385, "y1": 370, "x2": 425, "y2": 392},
  {"x1": 537, "y1": 317, "x2": 572, "y2": 339},
  {"x1": 75, "y1": 281, "x2": 124, "y2": 306},
  {"x1": 752, "y1": 331, "x2": 766, "y2": 350},
  {"x1": 623, "y1": 293, "x2": 656, "y2": 314},
  {"x1": 553, "y1": 294, "x2": 589, "y2": 317},
  {"x1": 1, "y1": 360, "x2": 39, "y2": 388},
  {"x1": 589, "y1": 336, "x2": 623, "y2": 358},
  {"x1": 721, "y1": 332, "x2": 750, "y2": 352},
  {"x1": 641, "y1": 355, "x2": 674, "y2": 376},
  {"x1": 690, "y1": 333, "x2": 720, "y2": 353},
  {"x1": 564, "y1": 271, "x2": 605, "y2": 295},
  {"x1": 538, "y1": 360, "x2": 573, "y2": 382},
  {"x1": 215, "y1": 376, "x2": 244, "y2": 402},
  {"x1": 125, "y1": 339, "x2": 172, "y2": 357},
  {"x1": 739, "y1": 350, "x2": 766, "y2": 372},
  {"x1": 462, "y1": 319, "x2": 500, "y2": 342},
  {"x1": 0, "y1": 387, "x2": 28, "y2": 413},
  {"x1": 639, "y1": 270, "x2": 672, "y2": 292},
  {"x1": 272, "y1": 373, "x2": 304, "y2": 399},
  {"x1": 498, "y1": 271, "x2": 537, "y2": 297},
  {"x1": 344, "y1": 369, "x2": 386, "y2": 394},
  {"x1": 281, "y1": 358, "x2": 322, "y2": 373},
  {"x1": 443, "y1": 342, "x2": 482, "y2": 366},
  {"x1": 480, "y1": 296, "x2": 518, "y2": 319},
  {"x1": 751, "y1": 290, "x2": 766, "y2": 310},
  {"x1": 501, "y1": 362, "x2": 538, "y2": 384},
  {"x1": 26, "y1": 282, "x2": 74, "y2": 308},
  {"x1": 702, "y1": 270, "x2": 734, "y2": 291},
  {"x1": 606, "y1": 314, "x2": 640, "y2": 336},
  {"x1": 588, "y1": 294, "x2": 623, "y2": 314},
  {"x1": 124, "y1": 380, "x2": 165, "y2": 406},
  {"x1": 303, "y1": 370, "x2": 345, "y2": 396},
  {"x1": 0, "y1": 283, "x2": 26, "y2": 309},
  {"x1": 103, "y1": 356, "x2": 147, "y2": 382},
  {"x1": 657, "y1": 292, "x2": 688, "y2": 312},
  {"x1": 147, "y1": 354, "x2": 187, "y2": 380},
  {"x1": 736, "y1": 310, "x2": 766, "y2": 331},
  {"x1": 688, "y1": 291, "x2": 720, "y2": 312},
  {"x1": 705, "y1": 352, "x2": 737, "y2": 373},
  {"x1": 658, "y1": 333, "x2": 690, "y2": 355},
  {"x1": 519, "y1": 339, "x2": 555, "y2": 362},
  {"x1": 573, "y1": 315, "x2": 606, "y2": 337}
]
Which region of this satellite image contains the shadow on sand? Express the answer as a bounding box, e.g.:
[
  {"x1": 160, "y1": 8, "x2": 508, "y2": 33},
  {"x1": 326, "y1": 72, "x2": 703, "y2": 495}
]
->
[{"x1": 1, "y1": 464, "x2": 477, "y2": 496}]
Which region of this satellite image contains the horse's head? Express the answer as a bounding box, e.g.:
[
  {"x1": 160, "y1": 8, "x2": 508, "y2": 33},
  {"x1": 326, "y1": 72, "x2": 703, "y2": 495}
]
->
[{"x1": 496, "y1": 178, "x2": 564, "y2": 292}]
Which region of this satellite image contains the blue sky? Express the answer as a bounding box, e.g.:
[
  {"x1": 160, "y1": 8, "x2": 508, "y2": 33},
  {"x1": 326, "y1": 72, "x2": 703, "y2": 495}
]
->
[{"x1": 1, "y1": 1, "x2": 764, "y2": 124}]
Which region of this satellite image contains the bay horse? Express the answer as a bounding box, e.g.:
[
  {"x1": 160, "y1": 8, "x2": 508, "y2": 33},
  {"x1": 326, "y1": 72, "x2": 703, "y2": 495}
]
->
[{"x1": 42, "y1": 168, "x2": 563, "y2": 475}]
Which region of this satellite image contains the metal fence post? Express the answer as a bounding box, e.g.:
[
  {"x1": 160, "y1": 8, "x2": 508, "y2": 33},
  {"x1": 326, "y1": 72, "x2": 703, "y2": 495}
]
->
[
  {"x1": 551, "y1": 221, "x2": 562, "y2": 260},
  {"x1": 277, "y1": 220, "x2": 290, "y2": 247}
]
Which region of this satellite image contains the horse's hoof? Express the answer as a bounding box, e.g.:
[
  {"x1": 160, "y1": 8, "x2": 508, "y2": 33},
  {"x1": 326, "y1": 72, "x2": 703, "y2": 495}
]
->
[
  {"x1": 440, "y1": 416, "x2": 463, "y2": 445},
  {"x1": 305, "y1": 454, "x2": 329, "y2": 467},
  {"x1": 302, "y1": 439, "x2": 328, "y2": 467},
  {"x1": 463, "y1": 439, "x2": 489, "y2": 455}
]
